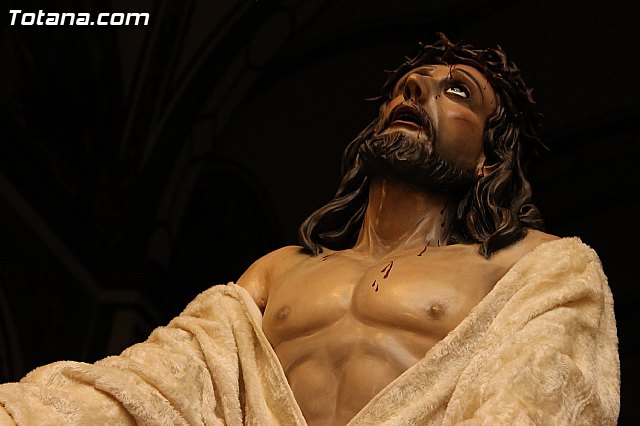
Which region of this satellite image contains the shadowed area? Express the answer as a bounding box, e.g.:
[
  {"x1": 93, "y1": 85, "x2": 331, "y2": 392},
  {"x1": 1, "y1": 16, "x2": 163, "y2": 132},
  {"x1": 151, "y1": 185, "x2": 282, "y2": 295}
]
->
[{"x1": 1, "y1": 0, "x2": 638, "y2": 422}]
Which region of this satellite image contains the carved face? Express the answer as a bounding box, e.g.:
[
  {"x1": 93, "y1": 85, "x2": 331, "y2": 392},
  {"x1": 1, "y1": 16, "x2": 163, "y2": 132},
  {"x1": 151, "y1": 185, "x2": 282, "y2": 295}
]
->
[{"x1": 378, "y1": 64, "x2": 497, "y2": 172}]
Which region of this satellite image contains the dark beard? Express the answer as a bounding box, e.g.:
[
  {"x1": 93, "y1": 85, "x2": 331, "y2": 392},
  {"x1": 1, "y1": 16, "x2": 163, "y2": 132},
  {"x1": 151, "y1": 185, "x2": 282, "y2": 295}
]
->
[{"x1": 358, "y1": 129, "x2": 476, "y2": 194}]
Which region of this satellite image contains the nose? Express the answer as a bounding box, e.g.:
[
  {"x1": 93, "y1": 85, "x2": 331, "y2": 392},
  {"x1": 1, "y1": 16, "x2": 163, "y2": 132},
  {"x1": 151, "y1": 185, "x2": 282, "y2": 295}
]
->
[{"x1": 402, "y1": 74, "x2": 427, "y2": 102}]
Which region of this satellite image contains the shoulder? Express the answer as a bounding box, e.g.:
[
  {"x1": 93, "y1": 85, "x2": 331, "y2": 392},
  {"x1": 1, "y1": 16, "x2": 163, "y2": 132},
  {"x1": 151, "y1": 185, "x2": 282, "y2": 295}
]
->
[
  {"x1": 514, "y1": 232, "x2": 603, "y2": 273},
  {"x1": 493, "y1": 230, "x2": 607, "y2": 281},
  {"x1": 237, "y1": 245, "x2": 310, "y2": 311},
  {"x1": 495, "y1": 234, "x2": 612, "y2": 314},
  {"x1": 493, "y1": 229, "x2": 559, "y2": 256},
  {"x1": 515, "y1": 229, "x2": 561, "y2": 253},
  {"x1": 489, "y1": 229, "x2": 561, "y2": 270}
]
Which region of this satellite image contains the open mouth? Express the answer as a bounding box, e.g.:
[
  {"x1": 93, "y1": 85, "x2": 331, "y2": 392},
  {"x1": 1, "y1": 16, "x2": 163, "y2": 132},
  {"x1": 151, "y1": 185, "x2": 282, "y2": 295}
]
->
[{"x1": 387, "y1": 104, "x2": 426, "y2": 130}]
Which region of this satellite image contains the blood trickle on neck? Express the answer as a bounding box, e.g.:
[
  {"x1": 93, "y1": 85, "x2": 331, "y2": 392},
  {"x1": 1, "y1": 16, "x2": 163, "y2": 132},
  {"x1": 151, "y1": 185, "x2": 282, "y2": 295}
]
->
[{"x1": 354, "y1": 177, "x2": 452, "y2": 257}]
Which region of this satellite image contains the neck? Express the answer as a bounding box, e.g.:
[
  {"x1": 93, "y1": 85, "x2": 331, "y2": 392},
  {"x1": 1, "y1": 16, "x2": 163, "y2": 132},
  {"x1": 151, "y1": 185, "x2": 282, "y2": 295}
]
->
[{"x1": 353, "y1": 177, "x2": 454, "y2": 258}]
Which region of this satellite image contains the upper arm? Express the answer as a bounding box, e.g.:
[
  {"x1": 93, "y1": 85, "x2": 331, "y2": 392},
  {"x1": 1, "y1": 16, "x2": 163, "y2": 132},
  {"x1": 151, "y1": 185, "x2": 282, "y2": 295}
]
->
[
  {"x1": 237, "y1": 261, "x2": 268, "y2": 312},
  {"x1": 237, "y1": 245, "x2": 305, "y2": 312}
]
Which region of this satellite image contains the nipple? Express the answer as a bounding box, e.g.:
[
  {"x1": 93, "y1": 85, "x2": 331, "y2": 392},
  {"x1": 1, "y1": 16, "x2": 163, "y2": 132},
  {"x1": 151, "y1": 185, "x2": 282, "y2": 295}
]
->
[
  {"x1": 427, "y1": 303, "x2": 444, "y2": 319},
  {"x1": 276, "y1": 306, "x2": 290, "y2": 321}
]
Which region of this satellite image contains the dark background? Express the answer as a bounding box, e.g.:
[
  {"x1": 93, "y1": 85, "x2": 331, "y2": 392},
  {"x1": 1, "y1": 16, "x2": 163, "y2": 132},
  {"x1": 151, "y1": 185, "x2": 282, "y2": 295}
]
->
[{"x1": 1, "y1": 0, "x2": 638, "y2": 423}]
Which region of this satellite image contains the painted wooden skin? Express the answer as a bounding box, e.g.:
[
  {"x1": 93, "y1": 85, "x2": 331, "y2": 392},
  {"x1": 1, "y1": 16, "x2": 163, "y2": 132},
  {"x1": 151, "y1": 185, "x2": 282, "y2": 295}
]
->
[{"x1": 238, "y1": 64, "x2": 557, "y2": 425}]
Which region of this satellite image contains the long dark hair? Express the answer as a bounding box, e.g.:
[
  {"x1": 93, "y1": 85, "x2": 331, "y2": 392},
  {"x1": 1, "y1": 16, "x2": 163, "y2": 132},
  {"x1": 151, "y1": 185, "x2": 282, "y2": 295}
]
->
[{"x1": 299, "y1": 33, "x2": 545, "y2": 258}]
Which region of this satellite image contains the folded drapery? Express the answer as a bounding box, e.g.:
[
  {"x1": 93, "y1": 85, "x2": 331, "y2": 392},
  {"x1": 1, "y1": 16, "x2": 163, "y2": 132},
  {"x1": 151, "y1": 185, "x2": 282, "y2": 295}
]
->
[
  {"x1": 0, "y1": 281, "x2": 305, "y2": 425},
  {"x1": 0, "y1": 238, "x2": 619, "y2": 425}
]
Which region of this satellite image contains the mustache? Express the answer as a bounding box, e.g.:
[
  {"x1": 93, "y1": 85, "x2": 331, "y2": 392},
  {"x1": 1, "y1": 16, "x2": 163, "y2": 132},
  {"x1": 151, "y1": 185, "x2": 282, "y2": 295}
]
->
[{"x1": 383, "y1": 100, "x2": 433, "y2": 133}]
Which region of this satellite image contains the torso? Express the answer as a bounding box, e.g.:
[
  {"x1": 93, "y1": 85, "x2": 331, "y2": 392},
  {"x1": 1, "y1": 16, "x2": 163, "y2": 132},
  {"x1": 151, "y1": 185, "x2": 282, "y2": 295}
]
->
[{"x1": 238, "y1": 230, "x2": 557, "y2": 426}]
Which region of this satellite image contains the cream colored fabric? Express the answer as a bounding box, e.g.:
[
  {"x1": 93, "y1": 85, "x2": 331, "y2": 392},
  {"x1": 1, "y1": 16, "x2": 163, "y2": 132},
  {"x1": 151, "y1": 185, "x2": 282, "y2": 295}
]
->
[
  {"x1": 0, "y1": 238, "x2": 620, "y2": 425},
  {"x1": 351, "y1": 237, "x2": 619, "y2": 425},
  {"x1": 0, "y1": 283, "x2": 306, "y2": 425}
]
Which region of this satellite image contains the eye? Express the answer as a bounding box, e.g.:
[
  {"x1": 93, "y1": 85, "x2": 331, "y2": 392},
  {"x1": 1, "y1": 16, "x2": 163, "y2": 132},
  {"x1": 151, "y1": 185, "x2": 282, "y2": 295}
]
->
[{"x1": 444, "y1": 83, "x2": 470, "y2": 99}]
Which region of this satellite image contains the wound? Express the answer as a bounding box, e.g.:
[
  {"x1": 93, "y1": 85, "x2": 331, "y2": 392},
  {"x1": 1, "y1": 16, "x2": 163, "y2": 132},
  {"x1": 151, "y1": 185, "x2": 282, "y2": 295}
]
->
[
  {"x1": 322, "y1": 254, "x2": 335, "y2": 261},
  {"x1": 418, "y1": 241, "x2": 430, "y2": 256},
  {"x1": 380, "y1": 260, "x2": 394, "y2": 279}
]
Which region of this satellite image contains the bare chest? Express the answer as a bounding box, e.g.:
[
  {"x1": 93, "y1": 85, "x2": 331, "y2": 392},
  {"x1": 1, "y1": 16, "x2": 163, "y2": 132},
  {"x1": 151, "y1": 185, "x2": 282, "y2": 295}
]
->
[{"x1": 263, "y1": 247, "x2": 504, "y2": 346}]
